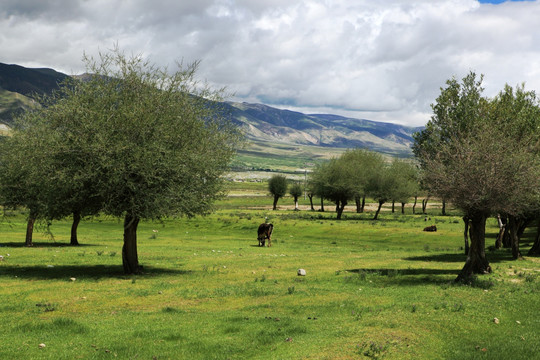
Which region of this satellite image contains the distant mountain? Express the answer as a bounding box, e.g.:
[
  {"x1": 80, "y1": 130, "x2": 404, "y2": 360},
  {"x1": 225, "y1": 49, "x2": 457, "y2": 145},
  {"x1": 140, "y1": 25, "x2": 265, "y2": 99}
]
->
[
  {"x1": 0, "y1": 62, "x2": 68, "y2": 97},
  {"x1": 0, "y1": 62, "x2": 421, "y2": 155},
  {"x1": 226, "y1": 102, "x2": 422, "y2": 155}
]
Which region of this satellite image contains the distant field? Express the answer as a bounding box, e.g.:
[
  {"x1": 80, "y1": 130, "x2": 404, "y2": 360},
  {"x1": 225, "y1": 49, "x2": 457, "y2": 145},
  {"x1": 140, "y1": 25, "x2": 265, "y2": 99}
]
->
[
  {"x1": 230, "y1": 138, "x2": 346, "y2": 179},
  {"x1": 0, "y1": 187, "x2": 539, "y2": 359}
]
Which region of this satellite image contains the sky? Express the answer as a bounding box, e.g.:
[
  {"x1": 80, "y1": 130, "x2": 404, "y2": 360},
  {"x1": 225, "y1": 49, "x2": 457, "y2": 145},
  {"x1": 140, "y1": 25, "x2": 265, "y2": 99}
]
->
[{"x1": 1, "y1": 0, "x2": 539, "y2": 127}]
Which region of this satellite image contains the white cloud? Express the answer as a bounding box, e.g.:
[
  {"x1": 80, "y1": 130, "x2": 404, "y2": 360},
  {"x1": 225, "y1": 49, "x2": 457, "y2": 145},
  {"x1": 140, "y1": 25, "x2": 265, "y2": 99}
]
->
[{"x1": 1, "y1": 0, "x2": 540, "y2": 126}]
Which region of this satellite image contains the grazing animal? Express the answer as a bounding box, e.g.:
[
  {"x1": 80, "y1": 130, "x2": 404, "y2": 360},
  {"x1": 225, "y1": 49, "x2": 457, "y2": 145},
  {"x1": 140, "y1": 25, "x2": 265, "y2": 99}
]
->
[
  {"x1": 423, "y1": 225, "x2": 437, "y2": 232},
  {"x1": 257, "y1": 223, "x2": 273, "y2": 247}
]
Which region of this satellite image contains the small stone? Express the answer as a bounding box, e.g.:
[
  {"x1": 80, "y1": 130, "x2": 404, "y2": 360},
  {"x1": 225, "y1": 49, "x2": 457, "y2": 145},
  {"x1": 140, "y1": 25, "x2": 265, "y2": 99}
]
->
[
  {"x1": 0, "y1": 255, "x2": 4, "y2": 261},
  {"x1": 516, "y1": 320, "x2": 521, "y2": 325},
  {"x1": 285, "y1": 337, "x2": 293, "y2": 342},
  {"x1": 70, "y1": 277, "x2": 76, "y2": 281},
  {"x1": 297, "y1": 269, "x2": 306, "y2": 276},
  {"x1": 39, "y1": 343, "x2": 46, "y2": 349},
  {"x1": 493, "y1": 317, "x2": 500, "y2": 324}
]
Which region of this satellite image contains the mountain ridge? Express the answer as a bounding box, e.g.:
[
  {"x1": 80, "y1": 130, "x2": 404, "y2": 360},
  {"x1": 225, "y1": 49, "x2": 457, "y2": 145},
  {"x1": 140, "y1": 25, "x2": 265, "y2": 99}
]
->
[{"x1": 0, "y1": 62, "x2": 421, "y2": 156}]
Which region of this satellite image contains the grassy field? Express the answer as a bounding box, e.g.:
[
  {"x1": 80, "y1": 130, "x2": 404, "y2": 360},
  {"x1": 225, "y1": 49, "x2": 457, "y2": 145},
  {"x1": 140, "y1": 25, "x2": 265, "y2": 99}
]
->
[{"x1": 0, "y1": 185, "x2": 539, "y2": 359}]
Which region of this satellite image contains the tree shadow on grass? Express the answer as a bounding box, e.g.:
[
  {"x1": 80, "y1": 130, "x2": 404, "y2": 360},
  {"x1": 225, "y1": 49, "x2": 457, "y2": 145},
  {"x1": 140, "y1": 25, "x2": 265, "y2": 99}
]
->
[
  {"x1": 344, "y1": 267, "x2": 460, "y2": 286},
  {"x1": 0, "y1": 242, "x2": 99, "y2": 248},
  {"x1": 0, "y1": 264, "x2": 192, "y2": 280},
  {"x1": 404, "y1": 248, "x2": 515, "y2": 264}
]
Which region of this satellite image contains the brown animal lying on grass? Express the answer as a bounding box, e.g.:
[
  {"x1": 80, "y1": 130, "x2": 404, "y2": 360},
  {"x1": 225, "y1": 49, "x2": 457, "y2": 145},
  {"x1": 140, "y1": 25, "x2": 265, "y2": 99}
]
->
[
  {"x1": 257, "y1": 223, "x2": 273, "y2": 247},
  {"x1": 423, "y1": 225, "x2": 437, "y2": 232}
]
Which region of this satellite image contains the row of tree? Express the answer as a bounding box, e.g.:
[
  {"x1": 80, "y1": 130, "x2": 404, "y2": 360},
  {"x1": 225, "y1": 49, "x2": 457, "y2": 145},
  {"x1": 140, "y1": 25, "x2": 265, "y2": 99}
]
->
[
  {"x1": 267, "y1": 149, "x2": 420, "y2": 220},
  {"x1": 0, "y1": 49, "x2": 242, "y2": 274}
]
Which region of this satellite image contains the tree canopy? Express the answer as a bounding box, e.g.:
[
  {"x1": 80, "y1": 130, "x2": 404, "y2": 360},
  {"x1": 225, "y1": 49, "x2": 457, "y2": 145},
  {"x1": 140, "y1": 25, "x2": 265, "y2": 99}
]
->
[
  {"x1": 0, "y1": 49, "x2": 242, "y2": 273},
  {"x1": 268, "y1": 175, "x2": 288, "y2": 210},
  {"x1": 414, "y1": 72, "x2": 540, "y2": 281}
]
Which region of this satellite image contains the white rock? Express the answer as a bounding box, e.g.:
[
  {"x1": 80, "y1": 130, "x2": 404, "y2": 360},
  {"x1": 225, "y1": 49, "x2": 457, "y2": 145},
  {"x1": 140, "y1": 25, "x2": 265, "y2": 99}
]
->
[
  {"x1": 70, "y1": 277, "x2": 76, "y2": 281},
  {"x1": 493, "y1": 317, "x2": 500, "y2": 324},
  {"x1": 0, "y1": 255, "x2": 3, "y2": 261},
  {"x1": 297, "y1": 269, "x2": 306, "y2": 276},
  {"x1": 39, "y1": 343, "x2": 46, "y2": 349}
]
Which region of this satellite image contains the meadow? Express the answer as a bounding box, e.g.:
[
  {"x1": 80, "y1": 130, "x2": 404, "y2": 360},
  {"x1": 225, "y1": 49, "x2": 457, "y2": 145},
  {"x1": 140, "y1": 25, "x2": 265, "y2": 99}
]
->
[{"x1": 0, "y1": 182, "x2": 539, "y2": 359}]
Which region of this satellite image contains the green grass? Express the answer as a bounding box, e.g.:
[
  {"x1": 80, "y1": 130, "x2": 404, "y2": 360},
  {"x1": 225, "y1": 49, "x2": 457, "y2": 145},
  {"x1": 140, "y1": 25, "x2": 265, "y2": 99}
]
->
[{"x1": 0, "y1": 193, "x2": 539, "y2": 359}]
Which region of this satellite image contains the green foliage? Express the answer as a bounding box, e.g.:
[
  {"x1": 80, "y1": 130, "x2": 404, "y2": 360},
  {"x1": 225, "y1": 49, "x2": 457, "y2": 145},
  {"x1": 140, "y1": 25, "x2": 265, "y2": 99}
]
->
[
  {"x1": 268, "y1": 175, "x2": 288, "y2": 198},
  {"x1": 414, "y1": 72, "x2": 540, "y2": 218},
  {"x1": 289, "y1": 182, "x2": 303, "y2": 199}
]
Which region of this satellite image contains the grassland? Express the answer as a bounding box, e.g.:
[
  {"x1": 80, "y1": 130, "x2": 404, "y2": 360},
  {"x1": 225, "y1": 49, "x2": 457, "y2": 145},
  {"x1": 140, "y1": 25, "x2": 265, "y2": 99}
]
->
[
  {"x1": 0, "y1": 183, "x2": 539, "y2": 359},
  {"x1": 230, "y1": 139, "x2": 346, "y2": 180}
]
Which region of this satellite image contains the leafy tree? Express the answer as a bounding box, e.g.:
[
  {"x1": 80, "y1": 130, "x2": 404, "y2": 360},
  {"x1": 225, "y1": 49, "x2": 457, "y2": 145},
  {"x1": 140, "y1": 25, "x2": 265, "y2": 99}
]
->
[
  {"x1": 387, "y1": 159, "x2": 419, "y2": 214},
  {"x1": 1, "y1": 49, "x2": 242, "y2": 273},
  {"x1": 316, "y1": 158, "x2": 356, "y2": 220},
  {"x1": 0, "y1": 128, "x2": 49, "y2": 246},
  {"x1": 365, "y1": 162, "x2": 394, "y2": 220},
  {"x1": 414, "y1": 73, "x2": 540, "y2": 281},
  {"x1": 340, "y1": 149, "x2": 384, "y2": 213},
  {"x1": 268, "y1": 175, "x2": 288, "y2": 210},
  {"x1": 289, "y1": 182, "x2": 303, "y2": 211},
  {"x1": 308, "y1": 164, "x2": 328, "y2": 211}
]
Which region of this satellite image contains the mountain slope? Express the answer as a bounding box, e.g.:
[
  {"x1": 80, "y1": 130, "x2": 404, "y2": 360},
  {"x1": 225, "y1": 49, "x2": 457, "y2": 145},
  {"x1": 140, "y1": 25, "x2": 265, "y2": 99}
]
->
[
  {"x1": 0, "y1": 62, "x2": 421, "y2": 156},
  {"x1": 227, "y1": 102, "x2": 421, "y2": 156}
]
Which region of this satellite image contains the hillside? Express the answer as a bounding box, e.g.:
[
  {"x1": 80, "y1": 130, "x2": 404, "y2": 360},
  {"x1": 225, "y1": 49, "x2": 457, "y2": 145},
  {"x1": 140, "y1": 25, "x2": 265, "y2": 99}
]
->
[
  {"x1": 0, "y1": 62, "x2": 421, "y2": 167},
  {"x1": 227, "y1": 102, "x2": 421, "y2": 156}
]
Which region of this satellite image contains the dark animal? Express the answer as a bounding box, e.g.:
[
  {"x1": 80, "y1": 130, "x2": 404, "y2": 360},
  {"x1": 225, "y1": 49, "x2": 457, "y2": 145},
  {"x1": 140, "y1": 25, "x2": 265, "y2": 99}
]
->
[
  {"x1": 423, "y1": 225, "x2": 437, "y2": 232},
  {"x1": 257, "y1": 223, "x2": 273, "y2": 247}
]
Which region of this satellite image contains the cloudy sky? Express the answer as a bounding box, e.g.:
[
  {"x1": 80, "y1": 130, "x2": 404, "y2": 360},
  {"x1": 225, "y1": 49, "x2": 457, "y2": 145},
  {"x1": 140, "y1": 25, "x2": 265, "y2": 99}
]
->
[{"x1": 1, "y1": 0, "x2": 539, "y2": 126}]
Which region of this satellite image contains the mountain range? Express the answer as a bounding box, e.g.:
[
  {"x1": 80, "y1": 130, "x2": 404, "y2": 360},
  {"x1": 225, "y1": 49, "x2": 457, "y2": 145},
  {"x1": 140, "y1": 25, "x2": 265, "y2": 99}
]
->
[{"x1": 0, "y1": 62, "x2": 421, "y2": 156}]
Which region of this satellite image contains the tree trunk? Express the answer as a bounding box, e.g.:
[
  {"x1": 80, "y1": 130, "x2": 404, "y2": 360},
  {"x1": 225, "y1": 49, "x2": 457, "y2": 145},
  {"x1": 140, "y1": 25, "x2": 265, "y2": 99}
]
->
[
  {"x1": 70, "y1": 211, "x2": 81, "y2": 246},
  {"x1": 462, "y1": 216, "x2": 470, "y2": 255},
  {"x1": 391, "y1": 201, "x2": 395, "y2": 213},
  {"x1": 527, "y1": 219, "x2": 540, "y2": 256},
  {"x1": 336, "y1": 201, "x2": 347, "y2": 220},
  {"x1": 456, "y1": 214, "x2": 491, "y2": 282},
  {"x1": 401, "y1": 202, "x2": 405, "y2": 214},
  {"x1": 25, "y1": 211, "x2": 37, "y2": 247},
  {"x1": 122, "y1": 214, "x2": 141, "y2": 274},
  {"x1": 335, "y1": 201, "x2": 340, "y2": 213},
  {"x1": 422, "y1": 197, "x2": 429, "y2": 214},
  {"x1": 308, "y1": 194, "x2": 314, "y2": 211},
  {"x1": 361, "y1": 195, "x2": 365, "y2": 213},
  {"x1": 412, "y1": 196, "x2": 417, "y2": 214},
  {"x1": 272, "y1": 195, "x2": 279, "y2": 210},
  {"x1": 294, "y1": 196, "x2": 299, "y2": 211},
  {"x1": 441, "y1": 199, "x2": 446, "y2": 216},
  {"x1": 495, "y1": 214, "x2": 506, "y2": 249},
  {"x1": 320, "y1": 197, "x2": 325, "y2": 212},
  {"x1": 508, "y1": 215, "x2": 523, "y2": 260},
  {"x1": 372, "y1": 200, "x2": 384, "y2": 220},
  {"x1": 355, "y1": 196, "x2": 361, "y2": 213}
]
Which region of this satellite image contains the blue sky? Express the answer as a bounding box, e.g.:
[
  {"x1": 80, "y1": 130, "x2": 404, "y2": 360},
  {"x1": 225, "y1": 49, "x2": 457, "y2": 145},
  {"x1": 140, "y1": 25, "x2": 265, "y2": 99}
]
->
[
  {"x1": 479, "y1": 0, "x2": 534, "y2": 3},
  {"x1": 1, "y1": 0, "x2": 540, "y2": 126}
]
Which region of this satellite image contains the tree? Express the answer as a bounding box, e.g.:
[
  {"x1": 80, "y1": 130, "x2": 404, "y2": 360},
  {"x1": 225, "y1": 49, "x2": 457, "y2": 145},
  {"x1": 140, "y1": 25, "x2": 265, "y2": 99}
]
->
[
  {"x1": 366, "y1": 162, "x2": 394, "y2": 220},
  {"x1": 340, "y1": 149, "x2": 384, "y2": 213},
  {"x1": 268, "y1": 175, "x2": 288, "y2": 210},
  {"x1": 414, "y1": 73, "x2": 540, "y2": 281},
  {"x1": 312, "y1": 158, "x2": 356, "y2": 220},
  {"x1": 388, "y1": 159, "x2": 419, "y2": 214},
  {"x1": 289, "y1": 182, "x2": 303, "y2": 211},
  {"x1": 1, "y1": 49, "x2": 242, "y2": 274},
  {"x1": 0, "y1": 128, "x2": 49, "y2": 246}
]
